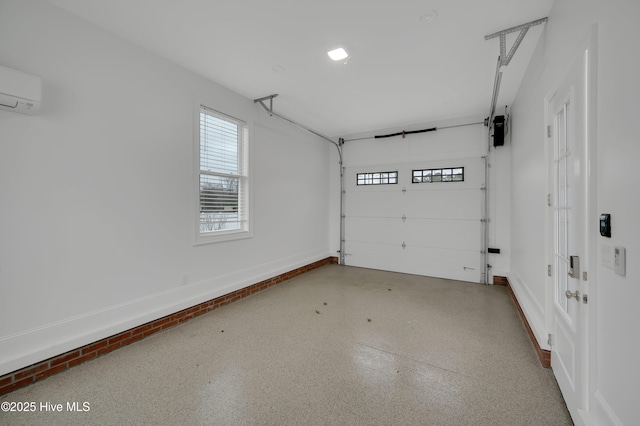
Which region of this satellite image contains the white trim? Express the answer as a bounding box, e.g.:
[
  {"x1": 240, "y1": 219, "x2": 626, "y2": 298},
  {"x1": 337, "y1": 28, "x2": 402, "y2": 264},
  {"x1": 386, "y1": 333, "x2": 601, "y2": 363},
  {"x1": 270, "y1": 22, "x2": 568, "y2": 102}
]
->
[
  {"x1": 507, "y1": 271, "x2": 549, "y2": 350},
  {"x1": 591, "y1": 391, "x2": 622, "y2": 426}
]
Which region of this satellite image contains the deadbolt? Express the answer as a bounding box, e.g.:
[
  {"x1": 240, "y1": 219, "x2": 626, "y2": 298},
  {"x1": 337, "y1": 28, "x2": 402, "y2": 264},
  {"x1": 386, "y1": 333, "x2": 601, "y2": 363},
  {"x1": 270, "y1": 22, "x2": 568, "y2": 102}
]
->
[{"x1": 568, "y1": 256, "x2": 580, "y2": 278}]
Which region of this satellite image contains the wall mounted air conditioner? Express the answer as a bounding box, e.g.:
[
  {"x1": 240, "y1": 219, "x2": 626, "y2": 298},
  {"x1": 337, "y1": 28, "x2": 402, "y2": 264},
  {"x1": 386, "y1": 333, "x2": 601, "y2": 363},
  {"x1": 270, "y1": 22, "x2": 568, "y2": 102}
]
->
[{"x1": 0, "y1": 65, "x2": 42, "y2": 114}]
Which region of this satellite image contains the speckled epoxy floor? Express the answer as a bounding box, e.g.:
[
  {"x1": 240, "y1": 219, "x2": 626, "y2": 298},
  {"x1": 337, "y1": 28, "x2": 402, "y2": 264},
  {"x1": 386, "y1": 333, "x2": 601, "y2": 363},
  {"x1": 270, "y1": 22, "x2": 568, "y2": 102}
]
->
[{"x1": 0, "y1": 265, "x2": 572, "y2": 425}]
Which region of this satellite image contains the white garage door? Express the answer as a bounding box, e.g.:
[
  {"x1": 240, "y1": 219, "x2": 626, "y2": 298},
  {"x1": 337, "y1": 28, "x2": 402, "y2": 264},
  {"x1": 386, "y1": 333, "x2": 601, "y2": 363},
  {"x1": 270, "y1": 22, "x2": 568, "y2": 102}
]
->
[{"x1": 344, "y1": 157, "x2": 485, "y2": 283}]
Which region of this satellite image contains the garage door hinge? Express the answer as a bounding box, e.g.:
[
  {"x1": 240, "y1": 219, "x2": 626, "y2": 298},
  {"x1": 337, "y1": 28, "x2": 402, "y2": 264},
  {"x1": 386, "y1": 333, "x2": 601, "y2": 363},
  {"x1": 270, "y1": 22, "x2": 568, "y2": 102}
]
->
[
  {"x1": 548, "y1": 264, "x2": 552, "y2": 276},
  {"x1": 402, "y1": 214, "x2": 407, "y2": 222},
  {"x1": 548, "y1": 333, "x2": 552, "y2": 346},
  {"x1": 548, "y1": 194, "x2": 552, "y2": 206},
  {"x1": 402, "y1": 241, "x2": 406, "y2": 250}
]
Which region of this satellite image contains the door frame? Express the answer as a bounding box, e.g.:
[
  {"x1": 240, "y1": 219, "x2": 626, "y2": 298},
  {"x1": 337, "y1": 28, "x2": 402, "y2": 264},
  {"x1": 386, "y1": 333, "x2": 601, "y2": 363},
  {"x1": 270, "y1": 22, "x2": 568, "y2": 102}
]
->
[{"x1": 544, "y1": 27, "x2": 598, "y2": 426}]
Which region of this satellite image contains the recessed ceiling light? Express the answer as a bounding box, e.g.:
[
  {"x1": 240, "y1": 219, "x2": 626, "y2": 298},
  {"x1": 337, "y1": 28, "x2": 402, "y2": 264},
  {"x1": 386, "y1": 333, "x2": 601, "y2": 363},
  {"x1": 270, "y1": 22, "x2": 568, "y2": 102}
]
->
[
  {"x1": 419, "y1": 9, "x2": 438, "y2": 23},
  {"x1": 327, "y1": 47, "x2": 350, "y2": 62}
]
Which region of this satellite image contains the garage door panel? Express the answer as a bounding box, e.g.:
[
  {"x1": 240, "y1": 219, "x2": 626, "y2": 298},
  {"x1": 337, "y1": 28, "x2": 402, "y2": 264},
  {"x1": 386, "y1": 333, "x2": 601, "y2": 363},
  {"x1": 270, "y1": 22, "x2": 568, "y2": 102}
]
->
[
  {"x1": 346, "y1": 241, "x2": 407, "y2": 273},
  {"x1": 403, "y1": 190, "x2": 482, "y2": 220},
  {"x1": 404, "y1": 219, "x2": 481, "y2": 250},
  {"x1": 346, "y1": 190, "x2": 404, "y2": 218},
  {"x1": 345, "y1": 217, "x2": 405, "y2": 244},
  {"x1": 400, "y1": 246, "x2": 481, "y2": 282},
  {"x1": 345, "y1": 242, "x2": 481, "y2": 283}
]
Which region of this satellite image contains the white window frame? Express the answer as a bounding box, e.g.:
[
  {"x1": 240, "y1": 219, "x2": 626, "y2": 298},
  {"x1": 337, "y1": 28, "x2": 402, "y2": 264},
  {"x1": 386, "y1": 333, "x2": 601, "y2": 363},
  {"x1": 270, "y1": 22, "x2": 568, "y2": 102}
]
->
[{"x1": 195, "y1": 104, "x2": 252, "y2": 245}]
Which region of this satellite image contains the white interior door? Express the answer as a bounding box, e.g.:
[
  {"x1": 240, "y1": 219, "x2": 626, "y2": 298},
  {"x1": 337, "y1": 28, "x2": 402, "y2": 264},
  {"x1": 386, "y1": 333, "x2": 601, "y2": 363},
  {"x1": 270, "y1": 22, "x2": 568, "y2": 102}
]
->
[{"x1": 548, "y1": 46, "x2": 591, "y2": 423}]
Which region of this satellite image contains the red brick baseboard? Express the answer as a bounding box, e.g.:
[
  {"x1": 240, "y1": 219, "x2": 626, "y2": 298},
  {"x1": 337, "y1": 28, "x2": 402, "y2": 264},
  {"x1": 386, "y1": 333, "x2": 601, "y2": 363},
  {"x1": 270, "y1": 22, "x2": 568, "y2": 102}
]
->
[
  {"x1": 498, "y1": 276, "x2": 551, "y2": 367},
  {"x1": 493, "y1": 276, "x2": 509, "y2": 286},
  {"x1": 0, "y1": 256, "x2": 339, "y2": 396}
]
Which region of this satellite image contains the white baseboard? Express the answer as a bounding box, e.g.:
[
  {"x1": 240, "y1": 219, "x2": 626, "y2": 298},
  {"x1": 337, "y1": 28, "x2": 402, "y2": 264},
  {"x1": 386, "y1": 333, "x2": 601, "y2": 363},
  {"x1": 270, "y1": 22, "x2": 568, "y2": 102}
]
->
[
  {"x1": 507, "y1": 271, "x2": 548, "y2": 351},
  {"x1": 591, "y1": 391, "x2": 622, "y2": 426}
]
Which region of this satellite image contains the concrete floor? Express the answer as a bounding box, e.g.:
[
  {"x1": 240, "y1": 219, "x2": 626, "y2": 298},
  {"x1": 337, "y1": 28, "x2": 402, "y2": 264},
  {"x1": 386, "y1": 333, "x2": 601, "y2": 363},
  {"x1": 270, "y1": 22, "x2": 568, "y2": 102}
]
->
[{"x1": 0, "y1": 265, "x2": 572, "y2": 425}]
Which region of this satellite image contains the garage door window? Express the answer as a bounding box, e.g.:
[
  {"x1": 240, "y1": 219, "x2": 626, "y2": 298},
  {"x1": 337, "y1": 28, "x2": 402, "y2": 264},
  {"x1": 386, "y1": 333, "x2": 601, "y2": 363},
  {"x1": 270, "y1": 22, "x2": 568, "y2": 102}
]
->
[
  {"x1": 356, "y1": 171, "x2": 398, "y2": 185},
  {"x1": 412, "y1": 167, "x2": 464, "y2": 183}
]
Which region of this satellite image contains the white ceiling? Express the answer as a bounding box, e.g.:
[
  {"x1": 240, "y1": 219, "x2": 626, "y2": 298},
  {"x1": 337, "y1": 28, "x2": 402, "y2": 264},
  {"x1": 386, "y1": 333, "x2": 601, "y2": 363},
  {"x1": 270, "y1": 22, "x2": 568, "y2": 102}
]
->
[{"x1": 46, "y1": 0, "x2": 553, "y2": 138}]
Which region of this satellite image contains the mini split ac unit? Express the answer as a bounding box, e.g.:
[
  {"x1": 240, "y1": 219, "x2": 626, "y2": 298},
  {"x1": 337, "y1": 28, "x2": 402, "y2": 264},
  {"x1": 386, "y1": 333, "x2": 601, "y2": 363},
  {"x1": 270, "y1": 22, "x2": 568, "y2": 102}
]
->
[{"x1": 0, "y1": 65, "x2": 42, "y2": 114}]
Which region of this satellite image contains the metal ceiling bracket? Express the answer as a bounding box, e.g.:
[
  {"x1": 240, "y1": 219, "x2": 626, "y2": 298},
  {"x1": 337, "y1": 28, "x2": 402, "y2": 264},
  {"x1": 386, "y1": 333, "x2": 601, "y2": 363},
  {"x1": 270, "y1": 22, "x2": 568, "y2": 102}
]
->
[
  {"x1": 485, "y1": 17, "x2": 548, "y2": 67},
  {"x1": 254, "y1": 94, "x2": 279, "y2": 116}
]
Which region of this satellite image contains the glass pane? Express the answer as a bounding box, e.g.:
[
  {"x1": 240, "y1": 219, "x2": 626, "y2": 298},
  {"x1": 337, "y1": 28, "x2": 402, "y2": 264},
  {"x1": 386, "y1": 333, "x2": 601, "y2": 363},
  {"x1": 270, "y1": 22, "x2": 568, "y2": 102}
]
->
[
  {"x1": 558, "y1": 158, "x2": 567, "y2": 207},
  {"x1": 200, "y1": 211, "x2": 240, "y2": 233},
  {"x1": 557, "y1": 208, "x2": 567, "y2": 257},
  {"x1": 200, "y1": 112, "x2": 239, "y2": 175},
  {"x1": 200, "y1": 174, "x2": 240, "y2": 233},
  {"x1": 556, "y1": 257, "x2": 568, "y2": 311},
  {"x1": 557, "y1": 106, "x2": 567, "y2": 157},
  {"x1": 200, "y1": 175, "x2": 239, "y2": 212},
  {"x1": 358, "y1": 171, "x2": 397, "y2": 185}
]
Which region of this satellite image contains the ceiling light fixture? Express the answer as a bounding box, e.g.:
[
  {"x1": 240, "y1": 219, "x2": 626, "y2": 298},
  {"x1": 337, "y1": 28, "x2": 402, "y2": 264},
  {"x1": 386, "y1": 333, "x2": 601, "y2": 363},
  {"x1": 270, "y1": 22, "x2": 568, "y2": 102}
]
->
[
  {"x1": 419, "y1": 9, "x2": 438, "y2": 23},
  {"x1": 327, "y1": 47, "x2": 350, "y2": 63}
]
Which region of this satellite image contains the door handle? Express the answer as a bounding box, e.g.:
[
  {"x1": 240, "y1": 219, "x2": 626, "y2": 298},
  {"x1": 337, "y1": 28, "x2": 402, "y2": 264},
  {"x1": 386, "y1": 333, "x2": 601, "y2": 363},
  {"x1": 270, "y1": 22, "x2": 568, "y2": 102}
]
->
[{"x1": 565, "y1": 289, "x2": 580, "y2": 301}]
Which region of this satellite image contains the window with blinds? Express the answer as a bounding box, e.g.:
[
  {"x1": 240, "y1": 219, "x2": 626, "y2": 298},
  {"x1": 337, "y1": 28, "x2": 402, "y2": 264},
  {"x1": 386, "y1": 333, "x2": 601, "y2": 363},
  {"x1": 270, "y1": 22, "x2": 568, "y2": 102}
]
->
[{"x1": 198, "y1": 106, "x2": 249, "y2": 240}]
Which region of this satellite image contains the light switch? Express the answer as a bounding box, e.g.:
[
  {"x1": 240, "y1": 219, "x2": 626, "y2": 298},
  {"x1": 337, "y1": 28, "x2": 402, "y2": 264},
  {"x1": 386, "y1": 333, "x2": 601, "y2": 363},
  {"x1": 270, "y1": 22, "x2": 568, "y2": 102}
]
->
[{"x1": 614, "y1": 246, "x2": 626, "y2": 277}]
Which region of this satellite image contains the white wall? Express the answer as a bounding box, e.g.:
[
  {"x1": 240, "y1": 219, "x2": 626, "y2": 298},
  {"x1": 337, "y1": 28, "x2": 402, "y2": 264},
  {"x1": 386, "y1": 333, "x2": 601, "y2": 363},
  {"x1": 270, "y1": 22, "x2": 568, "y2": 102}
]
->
[
  {"x1": 510, "y1": 0, "x2": 640, "y2": 424},
  {"x1": 0, "y1": 0, "x2": 330, "y2": 375}
]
